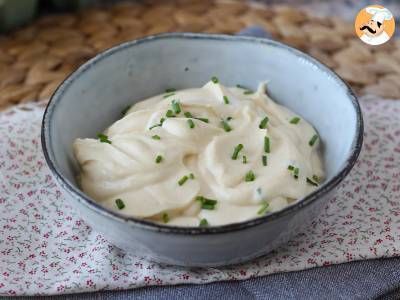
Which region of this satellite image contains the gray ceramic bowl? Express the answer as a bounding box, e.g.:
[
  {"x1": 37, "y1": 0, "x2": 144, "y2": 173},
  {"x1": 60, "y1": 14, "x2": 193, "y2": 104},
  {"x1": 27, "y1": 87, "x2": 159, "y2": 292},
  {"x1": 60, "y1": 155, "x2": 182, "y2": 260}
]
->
[{"x1": 41, "y1": 33, "x2": 363, "y2": 267}]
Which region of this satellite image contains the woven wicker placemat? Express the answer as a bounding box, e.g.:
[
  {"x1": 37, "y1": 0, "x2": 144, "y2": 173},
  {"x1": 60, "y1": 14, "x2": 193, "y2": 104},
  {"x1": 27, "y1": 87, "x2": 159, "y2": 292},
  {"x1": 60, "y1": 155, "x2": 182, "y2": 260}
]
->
[{"x1": 0, "y1": 0, "x2": 399, "y2": 110}]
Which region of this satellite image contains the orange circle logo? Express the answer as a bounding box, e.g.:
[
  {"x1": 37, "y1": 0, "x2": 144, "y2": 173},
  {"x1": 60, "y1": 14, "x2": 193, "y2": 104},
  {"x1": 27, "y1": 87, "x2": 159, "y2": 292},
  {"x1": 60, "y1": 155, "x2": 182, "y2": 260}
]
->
[{"x1": 354, "y1": 5, "x2": 395, "y2": 46}]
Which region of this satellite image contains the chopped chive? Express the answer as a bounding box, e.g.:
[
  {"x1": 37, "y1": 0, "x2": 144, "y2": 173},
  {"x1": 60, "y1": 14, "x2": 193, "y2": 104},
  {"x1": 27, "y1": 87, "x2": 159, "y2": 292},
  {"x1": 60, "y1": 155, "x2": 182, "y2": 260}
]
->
[
  {"x1": 290, "y1": 117, "x2": 301, "y2": 124},
  {"x1": 245, "y1": 170, "x2": 255, "y2": 182},
  {"x1": 155, "y1": 155, "x2": 163, "y2": 164},
  {"x1": 152, "y1": 135, "x2": 161, "y2": 140},
  {"x1": 199, "y1": 218, "x2": 208, "y2": 227},
  {"x1": 312, "y1": 175, "x2": 320, "y2": 183},
  {"x1": 259, "y1": 116, "x2": 269, "y2": 129},
  {"x1": 115, "y1": 199, "x2": 125, "y2": 210},
  {"x1": 163, "y1": 92, "x2": 175, "y2": 98},
  {"x1": 264, "y1": 136, "x2": 270, "y2": 153},
  {"x1": 226, "y1": 116, "x2": 233, "y2": 121},
  {"x1": 211, "y1": 76, "x2": 219, "y2": 84},
  {"x1": 149, "y1": 124, "x2": 160, "y2": 130},
  {"x1": 262, "y1": 155, "x2": 268, "y2": 166},
  {"x1": 257, "y1": 201, "x2": 269, "y2": 215},
  {"x1": 162, "y1": 213, "x2": 169, "y2": 223},
  {"x1": 97, "y1": 133, "x2": 112, "y2": 144},
  {"x1": 121, "y1": 105, "x2": 132, "y2": 115},
  {"x1": 293, "y1": 167, "x2": 300, "y2": 179},
  {"x1": 178, "y1": 175, "x2": 189, "y2": 186},
  {"x1": 172, "y1": 100, "x2": 181, "y2": 114},
  {"x1": 187, "y1": 119, "x2": 195, "y2": 129},
  {"x1": 189, "y1": 173, "x2": 195, "y2": 180},
  {"x1": 288, "y1": 165, "x2": 295, "y2": 171},
  {"x1": 231, "y1": 144, "x2": 244, "y2": 160},
  {"x1": 307, "y1": 177, "x2": 319, "y2": 186},
  {"x1": 165, "y1": 88, "x2": 176, "y2": 93},
  {"x1": 149, "y1": 117, "x2": 165, "y2": 130},
  {"x1": 196, "y1": 196, "x2": 217, "y2": 210},
  {"x1": 242, "y1": 155, "x2": 247, "y2": 164},
  {"x1": 236, "y1": 84, "x2": 249, "y2": 90},
  {"x1": 309, "y1": 134, "x2": 318, "y2": 146},
  {"x1": 221, "y1": 120, "x2": 232, "y2": 132},
  {"x1": 236, "y1": 84, "x2": 254, "y2": 94},
  {"x1": 166, "y1": 110, "x2": 175, "y2": 118},
  {"x1": 223, "y1": 95, "x2": 230, "y2": 104},
  {"x1": 184, "y1": 112, "x2": 209, "y2": 123},
  {"x1": 196, "y1": 117, "x2": 209, "y2": 123}
]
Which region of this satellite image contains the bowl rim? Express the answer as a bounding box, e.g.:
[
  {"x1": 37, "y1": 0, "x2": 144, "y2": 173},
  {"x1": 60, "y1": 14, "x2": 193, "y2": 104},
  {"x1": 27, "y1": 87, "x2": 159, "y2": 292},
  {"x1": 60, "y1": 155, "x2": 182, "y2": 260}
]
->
[{"x1": 41, "y1": 32, "x2": 363, "y2": 235}]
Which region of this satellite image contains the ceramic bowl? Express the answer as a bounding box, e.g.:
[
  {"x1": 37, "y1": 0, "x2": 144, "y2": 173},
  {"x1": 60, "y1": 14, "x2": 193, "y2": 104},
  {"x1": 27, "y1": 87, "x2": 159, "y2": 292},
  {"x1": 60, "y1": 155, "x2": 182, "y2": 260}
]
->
[{"x1": 41, "y1": 33, "x2": 363, "y2": 267}]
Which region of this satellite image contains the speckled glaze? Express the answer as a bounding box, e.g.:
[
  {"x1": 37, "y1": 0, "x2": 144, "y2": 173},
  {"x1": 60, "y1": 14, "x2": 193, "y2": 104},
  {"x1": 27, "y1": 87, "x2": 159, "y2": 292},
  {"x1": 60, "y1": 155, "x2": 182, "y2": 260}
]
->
[{"x1": 41, "y1": 33, "x2": 363, "y2": 267}]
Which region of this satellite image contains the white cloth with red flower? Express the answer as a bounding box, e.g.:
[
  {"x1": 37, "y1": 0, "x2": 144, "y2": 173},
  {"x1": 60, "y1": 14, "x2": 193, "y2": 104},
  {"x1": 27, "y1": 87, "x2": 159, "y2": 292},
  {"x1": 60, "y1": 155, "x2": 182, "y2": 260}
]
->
[{"x1": 0, "y1": 96, "x2": 399, "y2": 296}]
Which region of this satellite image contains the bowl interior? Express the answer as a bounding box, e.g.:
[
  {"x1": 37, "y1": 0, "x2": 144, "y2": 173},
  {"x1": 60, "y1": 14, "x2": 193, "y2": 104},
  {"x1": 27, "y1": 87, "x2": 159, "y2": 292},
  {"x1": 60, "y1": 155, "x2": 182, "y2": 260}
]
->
[{"x1": 43, "y1": 33, "x2": 360, "y2": 215}]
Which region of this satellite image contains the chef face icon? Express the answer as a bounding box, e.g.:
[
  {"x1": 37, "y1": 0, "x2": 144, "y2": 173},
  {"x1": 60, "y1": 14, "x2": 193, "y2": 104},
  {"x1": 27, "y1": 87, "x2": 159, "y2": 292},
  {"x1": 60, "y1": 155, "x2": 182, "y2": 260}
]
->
[
  {"x1": 360, "y1": 18, "x2": 386, "y2": 38},
  {"x1": 355, "y1": 6, "x2": 395, "y2": 46}
]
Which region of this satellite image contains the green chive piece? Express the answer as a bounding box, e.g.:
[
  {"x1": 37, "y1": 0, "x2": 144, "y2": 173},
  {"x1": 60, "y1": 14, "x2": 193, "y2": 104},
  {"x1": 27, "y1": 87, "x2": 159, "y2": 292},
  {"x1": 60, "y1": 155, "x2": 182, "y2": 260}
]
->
[
  {"x1": 162, "y1": 213, "x2": 169, "y2": 223},
  {"x1": 163, "y1": 92, "x2": 175, "y2": 98},
  {"x1": 309, "y1": 134, "x2": 318, "y2": 146},
  {"x1": 236, "y1": 84, "x2": 249, "y2": 90},
  {"x1": 211, "y1": 76, "x2": 219, "y2": 84},
  {"x1": 226, "y1": 116, "x2": 233, "y2": 121},
  {"x1": 264, "y1": 136, "x2": 270, "y2": 153},
  {"x1": 312, "y1": 175, "x2": 320, "y2": 183},
  {"x1": 172, "y1": 100, "x2": 181, "y2": 114},
  {"x1": 189, "y1": 173, "x2": 195, "y2": 179},
  {"x1": 262, "y1": 155, "x2": 268, "y2": 166},
  {"x1": 223, "y1": 95, "x2": 230, "y2": 104},
  {"x1": 152, "y1": 135, "x2": 161, "y2": 140},
  {"x1": 184, "y1": 112, "x2": 209, "y2": 123},
  {"x1": 242, "y1": 155, "x2": 247, "y2": 164},
  {"x1": 155, "y1": 155, "x2": 163, "y2": 164},
  {"x1": 290, "y1": 117, "x2": 301, "y2": 124},
  {"x1": 166, "y1": 110, "x2": 175, "y2": 118},
  {"x1": 307, "y1": 177, "x2": 319, "y2": 186},
  {"x1": 257, "y1": 201, "x2": 269, "y2": 215},
  {"x1": 97, "y1": 133, "x2": 112, "y2": 144},
  {"x1": 178, "y1": 175, "x2": 189, "y2": 186},
  {"x1": 196, "y1": 196, "x2": 217, "y2": 210},
  {"x1": 196, "y1": 117, "x2": 209, "y2": 123},
  {"x1": 149, "y1": 118, "x2": 165, "y2": 130},
  {"x1": 288, "y1": 165, "x2": 295, "y2": 171},
  {"x1": 259, "y1": 116, "x2": 269, "y2": 129},
  {"x1": 236, "y1": 84, "x2": 254, "y2": 94},
  {"x1": 115, "y1": 199, "x2": 125, "y2": 210},
  {"x1": 187, "y1": 119, "x2": 195, "y2": 129},
  {"x1": 199, "y1": 218, "x2": 208, "y2": 227},
  {"x1": 231, "y1": 144, "x2": 244, "y2": 160},
  {"x1": 165, "y1": 88, "x2": 176, "y2": 93},
  {"x1": 245, "y1": 170, "x2": 255, "y2": 182},
  {"x1": 293, "y1": 167, "x2": 300, "y2": 179},
  {"x1": 221, "y1": 120, "x2": 232, "y2": 132},
  {"x1": 121, "y1": 105, "x2": 132, "y2": 115},
  {"x1": 149, "y1": 124, "x2": 160, "y2": 130}
]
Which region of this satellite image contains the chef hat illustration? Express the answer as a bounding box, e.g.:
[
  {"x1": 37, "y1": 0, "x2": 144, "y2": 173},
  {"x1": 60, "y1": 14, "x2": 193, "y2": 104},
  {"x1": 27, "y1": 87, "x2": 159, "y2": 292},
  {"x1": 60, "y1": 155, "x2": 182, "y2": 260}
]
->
[{"x1": 365, "y1": 7, "x2": 393, "y2": 24}]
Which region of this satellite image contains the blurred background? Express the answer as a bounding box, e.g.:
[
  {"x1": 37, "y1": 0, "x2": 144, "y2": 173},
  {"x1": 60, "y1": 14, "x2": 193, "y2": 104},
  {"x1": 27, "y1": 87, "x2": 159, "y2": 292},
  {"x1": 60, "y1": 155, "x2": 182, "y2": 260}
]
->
[{"x1": 0, "y1": 0, "x2": 399, "y2": 110}]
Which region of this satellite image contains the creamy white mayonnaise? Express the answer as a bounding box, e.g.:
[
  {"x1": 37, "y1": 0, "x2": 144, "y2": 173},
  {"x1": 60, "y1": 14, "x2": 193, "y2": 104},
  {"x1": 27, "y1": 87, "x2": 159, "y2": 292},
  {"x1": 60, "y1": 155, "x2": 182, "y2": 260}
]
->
[{"x1": 73, "y1": 80, "x2": 324, "y2": 227}]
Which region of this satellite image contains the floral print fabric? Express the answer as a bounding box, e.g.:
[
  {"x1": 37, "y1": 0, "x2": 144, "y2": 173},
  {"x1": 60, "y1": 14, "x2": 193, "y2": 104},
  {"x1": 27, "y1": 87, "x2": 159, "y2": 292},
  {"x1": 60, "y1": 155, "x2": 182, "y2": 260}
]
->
[{"x1": 0, "y1": 97, "x2": 399, "y2": 296}]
